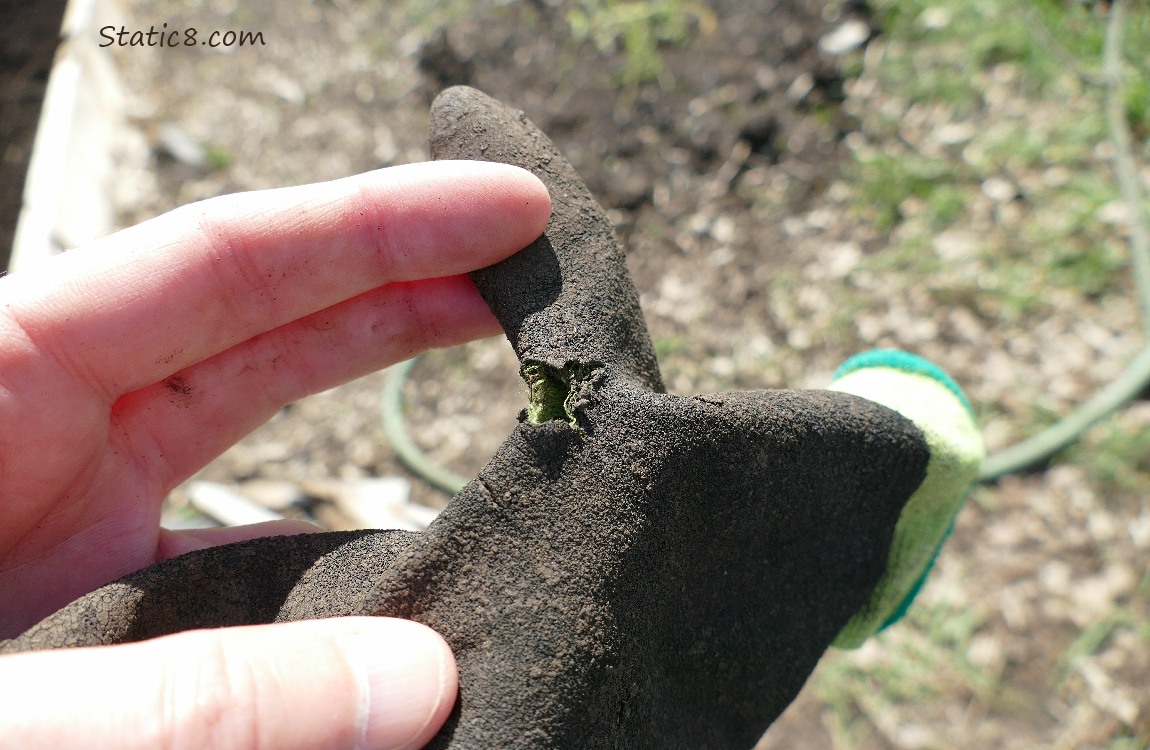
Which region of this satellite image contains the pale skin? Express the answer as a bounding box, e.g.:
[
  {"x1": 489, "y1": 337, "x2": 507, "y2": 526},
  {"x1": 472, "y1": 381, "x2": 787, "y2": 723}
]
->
[{"x1": 0, "y1": 160, "x2": 551, "y2": 749}]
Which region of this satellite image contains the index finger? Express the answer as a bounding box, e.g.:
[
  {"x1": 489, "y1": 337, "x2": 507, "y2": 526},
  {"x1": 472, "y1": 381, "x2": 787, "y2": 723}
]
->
[{"x1": 0, "y1": 160, "x2": 550, "y2": 400}]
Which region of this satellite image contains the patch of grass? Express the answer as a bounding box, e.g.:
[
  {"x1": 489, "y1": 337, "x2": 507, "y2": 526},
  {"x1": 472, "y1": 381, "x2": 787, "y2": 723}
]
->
[
  {"x1": 814, "y1": 593, "x2": 1006, "y2": 744},
  {"x1": 1043, "y1": 240, "x2": 1125, "y2": 300},
  {"x1": 980, "y1": 124, "x2": 1052, "y2": 171},
  {"x1": 1124, "y1": 75, "x2": 1150, "y2": 139},
  {"x1": 204, "y1": 144, "x2": 232, "y2": 171},
  {"x1": 565, "y1": 0, "x2": 715, "y2": 87},
  {"x1": 924, "y1": 184, "x2": 967, "y2": 229},
  {"x1": 653, "y1": 334, "x2": 688, "y2": 359},
  {"x1": 1108, "y1": 737, "x2": 1150, "y2": 750},
  {"x1": 400, "y1": 0, "x2": 487, "y2": 31},
  {"x1": 871, "y1": 0, "x2": 1111, "y2": 95},
  {"x1": 1050, "y1": 586, "x2": 1149, "y2": 747},
  {"x1": 840, "y1": 0, "x2": 1141, "y2": 334},
  {"x1": 1068, "y1": 418, "x2": 1150, "y2": 495},
  {"x1": 1052, "y1": 609, "x2": 1135, "y2": 686},
  {"x1": 847, "y1": 150, "x2": 958, "y2": 231}
]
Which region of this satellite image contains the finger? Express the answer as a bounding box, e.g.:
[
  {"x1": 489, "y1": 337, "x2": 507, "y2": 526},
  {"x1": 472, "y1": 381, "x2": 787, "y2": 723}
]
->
[
  {"x1": 110, "y1": 273, "x2": 499, "y2": 492},
  {"x1": 0, "y1": 274, "x2": 498, "y2": 627},
  {"x1": 0, "y1": 160, "x2": 549, "y2": 401},
  {"x1": 0, "y1": 617, "x2": 458, "y2": 750}
]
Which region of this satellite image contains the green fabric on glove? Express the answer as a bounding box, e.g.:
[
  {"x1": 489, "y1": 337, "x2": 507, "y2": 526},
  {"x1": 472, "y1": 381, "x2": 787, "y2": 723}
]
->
[{"x1": 829, "y1": 349, "x2": 983, "y2": 648}]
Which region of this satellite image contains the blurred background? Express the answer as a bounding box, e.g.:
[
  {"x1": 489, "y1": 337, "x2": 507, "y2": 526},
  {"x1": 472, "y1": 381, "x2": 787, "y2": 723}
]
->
[{"x1": 9, "y1": 0, "x2": 1150, "y2": 747}]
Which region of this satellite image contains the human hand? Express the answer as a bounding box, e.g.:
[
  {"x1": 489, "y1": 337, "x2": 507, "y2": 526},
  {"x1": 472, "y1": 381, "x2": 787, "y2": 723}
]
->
[
  {"x1": 0, "y1": 160, "x2": 549, "y2": 748},
  {"x1": 0, "y1": 159, "x2": 549, "y2": 633},
  {"x1": 0, "y1": 617, "x2": 459, "y2": 750}
]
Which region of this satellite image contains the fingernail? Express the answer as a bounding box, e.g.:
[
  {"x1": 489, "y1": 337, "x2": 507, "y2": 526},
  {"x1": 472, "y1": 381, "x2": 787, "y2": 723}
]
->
[{"x1": 337, "y1": 620, "x2": 456, "y2": 750}]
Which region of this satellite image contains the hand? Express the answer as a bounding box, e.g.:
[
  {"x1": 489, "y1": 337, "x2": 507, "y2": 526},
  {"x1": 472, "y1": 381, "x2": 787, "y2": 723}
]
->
[
  {"x1": 0, "y1": 160, "x2": 550, "y2": 748},
  {"x1": 0, "y1": 617, "x2": 460, "y2": 750}
]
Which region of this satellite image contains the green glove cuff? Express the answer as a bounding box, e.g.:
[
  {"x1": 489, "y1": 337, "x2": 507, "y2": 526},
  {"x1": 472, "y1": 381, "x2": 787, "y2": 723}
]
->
[{"x1": 829, "y1": 349, "x2": 983, "y2": 649}]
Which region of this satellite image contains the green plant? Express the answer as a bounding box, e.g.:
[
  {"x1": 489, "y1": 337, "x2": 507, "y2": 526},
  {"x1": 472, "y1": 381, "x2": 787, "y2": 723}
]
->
[
  {"x1": 1069, "y1": 418, "x2": 1150, "y2": 494},
  {"x1": 847, "y1": 150, "x2": 957, "y2": 231},
  {"x1": 1053, "y1": 610, "x2": 1135, "y2": 685},
  {"x1": 400, "y1": 0, "x2": 482, "y2": 31},
  {"x1": 1123, "y1": 75, "x2": 1150, "y2": 138},
  {"x1": 203, "y1": 144, "x2": 232, "y2": 171},
  {"x1": 1108, "y1": 737, "x2": 1150, "y2": 750},
  {"x1": 653, "y1": 334, "x2": 688, "y2": 359},
  {"x1": 565, "y1": 0, "x2": 715, "y2": 86}
]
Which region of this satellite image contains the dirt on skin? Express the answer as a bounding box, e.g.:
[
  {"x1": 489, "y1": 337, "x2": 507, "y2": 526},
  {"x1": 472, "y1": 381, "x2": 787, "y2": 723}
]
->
[{"x1": 102, "y1": 1, "x2": 1149, "y2": 748}]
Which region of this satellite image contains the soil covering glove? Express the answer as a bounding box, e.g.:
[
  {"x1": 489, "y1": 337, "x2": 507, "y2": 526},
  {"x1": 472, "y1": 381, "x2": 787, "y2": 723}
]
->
[{"x1": 828, "y1": 349, "x2": 983, "y2": 648}]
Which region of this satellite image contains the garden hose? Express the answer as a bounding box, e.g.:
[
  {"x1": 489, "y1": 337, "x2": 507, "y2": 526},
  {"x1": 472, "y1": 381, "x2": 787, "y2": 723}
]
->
[{"x1": 381, "y1": 356, "x2": 469, "y2": 495}]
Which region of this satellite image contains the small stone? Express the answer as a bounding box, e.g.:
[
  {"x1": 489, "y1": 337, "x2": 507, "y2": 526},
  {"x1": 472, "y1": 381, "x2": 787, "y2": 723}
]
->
[
  {"x1": 934, "y1": 231, "x2": 977, "y2": 261},
  {"x1": 823, "y1": 241, "x2": 861, "y2": 279},
  {"x1": 156, "y1": 123, "x2": 204, "y2": 167},
  {"x1": 819, "y1": 20, "x2": 870, "y2": 55},
  {"x1": 711, "y1": 215, "x2": 736, "y2": 243},
  {"x1": 1097, "y1": 200, "x2": 1130, "y2": 225},
  {"x1": 687, "y1": 212, "x2": 711, "y2": 235},
  {"x1": 786, "y1": 72, "x2": 814, "y2": 102},
  {"x1": 1129, "y1": 514, "x2": 1150, "y2": 548},
  {"x1": 919, "y1": 7, "x2": 951, "y2": 29},
  {"x1": 1038, "y1": 559, "x2": 1072, "y2": 596},
  {"x1": 240, "y1": 479, "x2": 308, "y2": 511},
  {"x1": 1043, "y1": 165, "x2": 1071, "y2": 187},
  {"x1": 934, "y1": 121, "x2": 977, "y2": 146},
  {"x1": 896, "y1": 723, "x2": 935, "y2": 749},
  {"x1": 981, "y1": 176, "x2": 1018, "y2": 203},
  {"x1": 186, "y1": 480, "x2": 285, "y2": 526},
  {"x1": 709, "y1": 246, "x2": 736, "y2": 267},
  {"x1": 329, "y1": 477, "x2": 435, "y2": 530},
  {"x1": 754, "y1": 65, "x2": 778, "y2": 92},
  {"x1": 373, "y1": 124, "x2": 399, "y2": 164}
]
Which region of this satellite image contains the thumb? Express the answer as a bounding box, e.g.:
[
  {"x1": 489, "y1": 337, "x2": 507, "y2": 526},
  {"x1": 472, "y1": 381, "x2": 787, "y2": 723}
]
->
[{"x1": 0, "y1": 617, "x2": 457, "y2": 750}]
